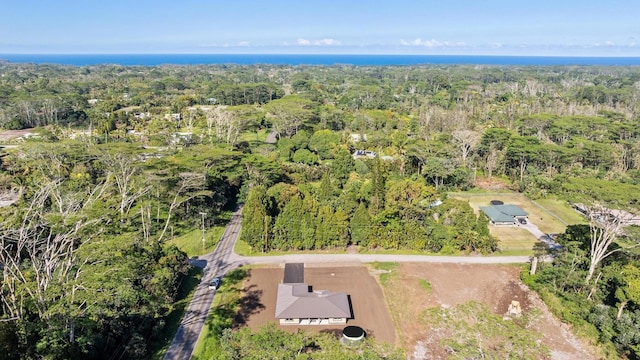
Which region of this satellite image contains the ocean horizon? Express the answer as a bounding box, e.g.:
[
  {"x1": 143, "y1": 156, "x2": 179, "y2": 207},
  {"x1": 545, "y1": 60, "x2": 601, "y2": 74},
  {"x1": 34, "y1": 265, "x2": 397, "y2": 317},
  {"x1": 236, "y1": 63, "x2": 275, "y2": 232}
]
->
[{"x1": 1, "y1": 53, "x2": 640, "y2": 66}]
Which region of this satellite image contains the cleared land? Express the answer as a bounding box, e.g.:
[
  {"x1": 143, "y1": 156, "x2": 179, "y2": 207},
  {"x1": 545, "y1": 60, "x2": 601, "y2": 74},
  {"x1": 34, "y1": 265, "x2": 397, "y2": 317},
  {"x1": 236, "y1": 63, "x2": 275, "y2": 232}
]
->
[
  {"x1": 450, "y1": 192, "x2": 583, "y2": 253},
  {"x1": 235, "y1": 263, "x2": 595, "y2": 359},
  {"x1": 384, "y1": 263, "x2": 596, "y2": 360},
  {"x1": 450, "y1": 192, "x2": 576, "y2": 234},
  {"x1": 237, "y1": 264, "x2": 396, "y2": 344}
]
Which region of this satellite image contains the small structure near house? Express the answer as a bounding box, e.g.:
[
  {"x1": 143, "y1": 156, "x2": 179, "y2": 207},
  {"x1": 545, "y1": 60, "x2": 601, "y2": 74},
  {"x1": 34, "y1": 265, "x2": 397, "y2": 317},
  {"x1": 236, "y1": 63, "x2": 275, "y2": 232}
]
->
[
  {"x1": 490, "y1": 200, "x2": 504, "y2": 206},
  {"x1": 275, "y1": 263, "x2": 351, "y2": 326},
  {"x1": 342, "y1": 325, "x2": 365, "y2": 345},
  {"x1": 480, "y1": 204, "x2": 528, "y2": 226}
]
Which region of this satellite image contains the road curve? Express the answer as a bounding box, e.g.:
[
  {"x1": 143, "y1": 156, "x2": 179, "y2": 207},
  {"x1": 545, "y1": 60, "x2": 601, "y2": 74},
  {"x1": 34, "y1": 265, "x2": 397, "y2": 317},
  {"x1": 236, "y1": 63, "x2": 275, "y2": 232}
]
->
[{"x1": 164, "y1": 207, "x2": 532, "y2": 359}]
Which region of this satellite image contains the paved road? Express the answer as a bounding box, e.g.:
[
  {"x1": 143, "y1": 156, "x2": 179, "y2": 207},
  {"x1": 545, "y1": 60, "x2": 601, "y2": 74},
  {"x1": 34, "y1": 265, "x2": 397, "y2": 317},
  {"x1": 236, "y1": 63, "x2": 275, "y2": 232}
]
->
[
  {"x1": 265, "y1": 130, "x2": 277, "y2": 144},
  {"x1": 164, "y1": 207, "x2": 533, "y2": 359},
  {"x1": 229, "y1": 253, "x2": 531, "y2": 266},
  {"x1": 163, "y1": 208, "x2": 242, "y2": 360}
]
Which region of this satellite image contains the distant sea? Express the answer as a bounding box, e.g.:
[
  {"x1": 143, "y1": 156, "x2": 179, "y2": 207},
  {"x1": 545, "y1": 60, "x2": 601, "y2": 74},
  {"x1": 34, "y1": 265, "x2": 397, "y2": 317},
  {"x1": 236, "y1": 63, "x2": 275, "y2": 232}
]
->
[{"x1": 1, "y1": 54, "x2": 640, "y2": 66}]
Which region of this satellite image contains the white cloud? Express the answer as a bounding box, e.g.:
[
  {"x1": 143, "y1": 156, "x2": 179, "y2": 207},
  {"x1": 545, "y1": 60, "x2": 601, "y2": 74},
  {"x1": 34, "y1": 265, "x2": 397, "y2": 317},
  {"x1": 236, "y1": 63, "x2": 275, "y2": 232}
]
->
[
  {"x1": 491, "y1": 42, "x2": 503, "y2": 48},
  {"x1": 295, "y1": 38, "x2": 341, "y2": 46},
  {"x1": 316, "y1": 38, "x2": 340, "y2": 45},
  {"x1": 399, "y1": 38, "x2": 465, "y2": 48},
  {"x1": 237, "y1": 41, "x2": 250, "y2": 47}
]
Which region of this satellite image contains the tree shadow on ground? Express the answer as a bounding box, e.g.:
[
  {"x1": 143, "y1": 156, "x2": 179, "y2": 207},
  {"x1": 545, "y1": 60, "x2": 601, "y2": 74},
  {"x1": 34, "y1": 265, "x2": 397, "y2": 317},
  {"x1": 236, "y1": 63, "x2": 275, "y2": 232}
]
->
[{"x1": 233, "y1": 284, "x2": 264, "y2": 328}]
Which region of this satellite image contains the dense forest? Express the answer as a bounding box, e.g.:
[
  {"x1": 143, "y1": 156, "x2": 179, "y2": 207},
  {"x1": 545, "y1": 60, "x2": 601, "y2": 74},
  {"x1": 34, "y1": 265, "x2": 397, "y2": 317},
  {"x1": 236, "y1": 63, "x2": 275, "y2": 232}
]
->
[{"x1": 0, "y1": 62, "x2": 640, "y2": 358}]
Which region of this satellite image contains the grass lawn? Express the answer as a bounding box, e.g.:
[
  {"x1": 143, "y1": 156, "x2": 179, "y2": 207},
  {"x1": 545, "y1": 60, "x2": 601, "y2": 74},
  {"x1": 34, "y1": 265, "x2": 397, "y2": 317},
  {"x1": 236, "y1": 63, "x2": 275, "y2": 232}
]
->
[
  {"x1": 533, "y1": 198, "x2": 587, "y2": 226},
  {"x1": 490, "y1": 226, "x2": 539, "y2": 255},
  {"x1": 168, "y1": 226, "x2": 226, "y2": 258},
  {"x1": 449, "y1": 192, "x2": 576, "y2": 235},
  {"x1": 150, "y1": 266, "x2": 203, "y2": 359},
  {"x1": 449, "y1": 191, "x2": 586, "y2": 255}
]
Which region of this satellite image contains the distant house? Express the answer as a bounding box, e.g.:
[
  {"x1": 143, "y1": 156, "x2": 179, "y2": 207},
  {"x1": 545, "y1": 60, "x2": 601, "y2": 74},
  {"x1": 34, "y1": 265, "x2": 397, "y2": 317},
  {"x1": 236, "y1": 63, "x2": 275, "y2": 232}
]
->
[
  {"x1": 133, "y1": 112, "x2": 151, "y2": 119},
  {"x1": 480, "y1": 204, "x2": 528, "y2": 226},
  {"x1": 275, "y1": 263, "x2": 351, "y2": 326},
  {"x1": 352, "y1": 150, "x2": 376, "y2": 159},
  {"x1": 349, "y1": 134, "x2": 367, "y2": 143},
  {"x1": 164, "y1": 113, "x2": 181, "y2": 121}
]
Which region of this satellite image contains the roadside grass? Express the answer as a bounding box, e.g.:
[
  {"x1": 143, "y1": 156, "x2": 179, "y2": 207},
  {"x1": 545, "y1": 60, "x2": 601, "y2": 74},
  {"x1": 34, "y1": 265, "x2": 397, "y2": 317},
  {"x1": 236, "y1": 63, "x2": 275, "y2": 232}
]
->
[
  {"x1": 167, "y1": 226, "x2": 226, "y2": 258},
  {"x1": 192, "y1": 267, "x2": 249, "y2": 359},
  {"x1": 371, "y1": 262, "x2": 399, "y2": 285},
  {"x1": 489, "y1": 226, "x2": 538, "y2": 255},
  {"x1": 418, "y1": 279, "x2": 432, "y2": 294},
  {"x1": 150, "y1": 266, "x2": 203, "y2": 359},
  {"x1": 234, "y1": 240, "x2": 348, "y2": 256},
  {"x1": 357, "y1": 247, "x2": 438, "y2": 255}
]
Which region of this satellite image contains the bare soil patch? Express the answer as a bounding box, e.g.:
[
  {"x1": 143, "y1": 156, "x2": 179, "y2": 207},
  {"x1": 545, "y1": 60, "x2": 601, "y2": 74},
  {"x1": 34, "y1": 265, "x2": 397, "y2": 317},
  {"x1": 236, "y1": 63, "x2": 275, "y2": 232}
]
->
[
  {"x1": 0, "y1": 128, "x2": 34, "y2": 142},
  {"x1": 388, "y1": 263, "x2": 596, "y2": 360},
  {"x1": 238, "y1": 264, "x2": 396, "y2": 344}
]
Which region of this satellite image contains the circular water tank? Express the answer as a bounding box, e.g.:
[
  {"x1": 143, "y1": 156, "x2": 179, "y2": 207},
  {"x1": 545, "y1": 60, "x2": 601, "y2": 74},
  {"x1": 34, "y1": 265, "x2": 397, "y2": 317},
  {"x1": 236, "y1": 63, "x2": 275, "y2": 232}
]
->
[
  {"x1": 342, "y1": 326, "x2": 366, "y2": 343},
  {"x1": 490, "y1": 200, "x2": 504, "y2": 205}
]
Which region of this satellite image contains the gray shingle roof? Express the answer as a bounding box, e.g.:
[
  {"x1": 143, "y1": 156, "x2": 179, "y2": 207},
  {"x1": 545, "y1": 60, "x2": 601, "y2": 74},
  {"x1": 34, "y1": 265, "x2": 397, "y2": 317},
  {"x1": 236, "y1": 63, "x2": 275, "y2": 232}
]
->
[
  {"x1": 480, "y1": 204, "x2": 527, "y2": 223},
  {"x1": 275, "y1": 283, "x2": 351, "y2": 319}
]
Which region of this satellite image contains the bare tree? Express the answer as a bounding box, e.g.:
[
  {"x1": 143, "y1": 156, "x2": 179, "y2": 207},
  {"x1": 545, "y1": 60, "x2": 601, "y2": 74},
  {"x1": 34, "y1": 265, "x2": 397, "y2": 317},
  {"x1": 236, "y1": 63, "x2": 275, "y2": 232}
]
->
[
  {"x1": 205, "y1": 106, "x2": 244, "y2": 145},
  {"x1": 484, "y1": 144, "x2": 498, "y2": 182},
  {"x1": 0, "y1": 178, "x2": 108, "y2": 321},
  {"x1": 156, "y1": 172, "x2": 209, "y2": 242},
  {"x1": 452, "y1": 129, "x2": 480, "y2": 166},
  {"x1": 100, "y1": 153, "x2": 150, "y2": 216},
  {"x1": 585, "y1": 205, "x2": 638, "y2": 283}
]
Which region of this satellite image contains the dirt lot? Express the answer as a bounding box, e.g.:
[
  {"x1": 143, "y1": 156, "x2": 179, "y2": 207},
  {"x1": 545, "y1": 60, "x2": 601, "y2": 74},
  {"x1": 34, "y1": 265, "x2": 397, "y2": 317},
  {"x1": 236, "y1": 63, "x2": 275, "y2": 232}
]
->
[
  {"x1": 237, "y1": 263, "x2": 396, "y2": 343},
  {"x1": 389, "y1": 263, "x2": 597, "y2": 360},
  {"x1": 0, "y1": 128, "x2": 34, "y2": 142},
  {"x1": 237, "y1": 263, "x2": 596, "y2": 359}
]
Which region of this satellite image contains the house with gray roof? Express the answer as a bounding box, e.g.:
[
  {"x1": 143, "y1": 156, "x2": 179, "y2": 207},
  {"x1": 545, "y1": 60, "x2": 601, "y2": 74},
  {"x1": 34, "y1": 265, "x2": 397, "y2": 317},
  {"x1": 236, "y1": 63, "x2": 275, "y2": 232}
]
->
[
  {"x1": 480, "y1": 204, "x2": 528, "y2": 225},
  {"x1": 275, "y1": 263, "x2": 351, "y2": 325}
]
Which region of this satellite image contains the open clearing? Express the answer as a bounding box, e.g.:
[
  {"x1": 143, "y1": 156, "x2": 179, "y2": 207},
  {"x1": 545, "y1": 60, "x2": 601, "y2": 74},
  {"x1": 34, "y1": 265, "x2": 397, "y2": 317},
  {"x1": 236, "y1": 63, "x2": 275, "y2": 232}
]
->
[
  {"x1": 450, "y1": 192, "x2": 583, "y2": 253},
  {"x1": 449, "y1": 192, "x2": 576, "y2": 234},
  {"x1": 386, "y1": 263, "x2": 596, "y2": 359},
  {"x1": 236, "y1": 263, "x2": 595, "y2": 359}
]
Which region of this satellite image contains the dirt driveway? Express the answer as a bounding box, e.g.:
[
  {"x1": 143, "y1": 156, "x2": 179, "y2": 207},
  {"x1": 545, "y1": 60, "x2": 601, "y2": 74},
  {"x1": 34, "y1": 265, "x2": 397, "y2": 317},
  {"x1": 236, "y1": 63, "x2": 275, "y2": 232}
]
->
[{"x1": 237, "y1": 263, "x2": 396, "y2": 344}]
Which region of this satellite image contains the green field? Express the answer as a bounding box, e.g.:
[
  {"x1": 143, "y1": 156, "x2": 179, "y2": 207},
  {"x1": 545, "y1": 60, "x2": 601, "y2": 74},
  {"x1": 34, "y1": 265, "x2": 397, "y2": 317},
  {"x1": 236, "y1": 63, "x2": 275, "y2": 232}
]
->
[
  {"x1": 167, "y1": 226, "x2": 226, "y2": 257},
  {"x1": 449, "y1": 191, "x2": 585, "y2": 254}
]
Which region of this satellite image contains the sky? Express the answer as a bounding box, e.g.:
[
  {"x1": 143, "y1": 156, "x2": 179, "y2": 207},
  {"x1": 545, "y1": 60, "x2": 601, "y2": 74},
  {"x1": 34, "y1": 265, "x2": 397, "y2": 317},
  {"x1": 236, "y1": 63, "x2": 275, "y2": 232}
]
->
[{"x1": 1, "y1": 0, "x2": 639, "y2": 56}]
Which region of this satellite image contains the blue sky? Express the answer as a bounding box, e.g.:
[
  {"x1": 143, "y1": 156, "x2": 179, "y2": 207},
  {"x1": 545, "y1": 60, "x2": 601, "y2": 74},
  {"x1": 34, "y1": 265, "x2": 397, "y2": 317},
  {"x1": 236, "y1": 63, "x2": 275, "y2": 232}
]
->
[{"x1": 2, "y1": 0, "x2": 639, "y2": 55}]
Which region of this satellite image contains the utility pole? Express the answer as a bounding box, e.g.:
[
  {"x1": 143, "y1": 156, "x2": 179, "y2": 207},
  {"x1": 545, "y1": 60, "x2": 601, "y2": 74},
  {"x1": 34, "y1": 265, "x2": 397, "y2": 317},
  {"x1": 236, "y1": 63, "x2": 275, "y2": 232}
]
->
[{"x1": 199, "y1": 212, "x2": 206, "y2": 250}]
